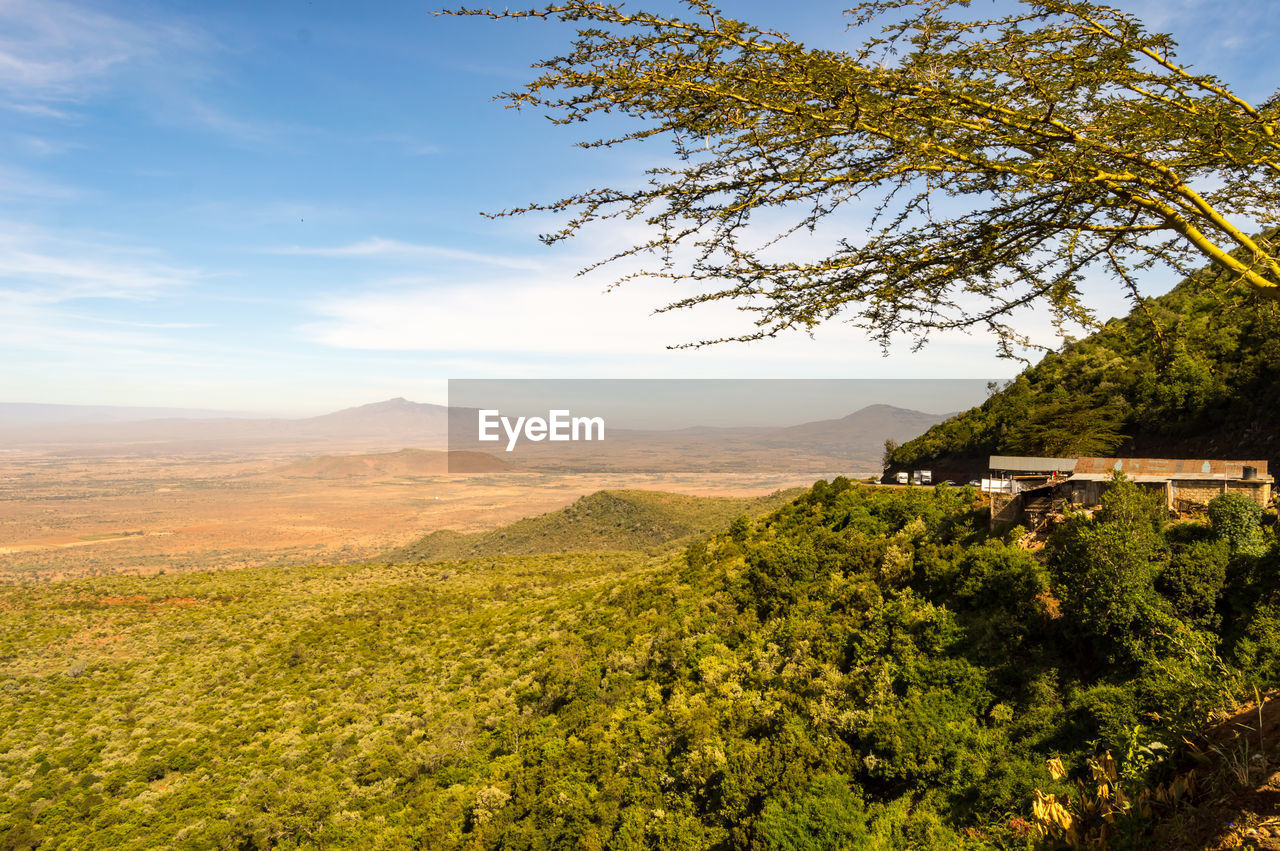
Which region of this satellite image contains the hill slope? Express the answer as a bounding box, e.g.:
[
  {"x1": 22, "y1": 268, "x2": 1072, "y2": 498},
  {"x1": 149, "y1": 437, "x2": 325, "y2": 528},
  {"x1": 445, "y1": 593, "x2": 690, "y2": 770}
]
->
[
  {"x1": 888, "y1": 261, "x2": 1280, "y2": 478},
  {"x1": 387, "y1": 488, "x2": 803, "y2": 561},
  {"x1": 275, "y1": 448, "x2": 507, "y2": 478},
  {"x1": 8, "y1": 477, "x2": 1279, "y2": 847}
]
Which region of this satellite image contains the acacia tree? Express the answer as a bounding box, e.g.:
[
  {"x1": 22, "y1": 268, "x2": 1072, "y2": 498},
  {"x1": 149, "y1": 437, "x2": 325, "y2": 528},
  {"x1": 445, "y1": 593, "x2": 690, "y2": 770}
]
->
[{"x1": 452, "y1": 0, "x2": 1280, "y2": 354}]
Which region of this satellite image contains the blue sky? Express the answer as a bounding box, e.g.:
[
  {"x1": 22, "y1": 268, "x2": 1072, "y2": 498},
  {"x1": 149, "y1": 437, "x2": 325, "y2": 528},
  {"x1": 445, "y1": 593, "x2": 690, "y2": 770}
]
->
[{"x1": 3, "y1": 0, "x2": 1278, "y2": 414}]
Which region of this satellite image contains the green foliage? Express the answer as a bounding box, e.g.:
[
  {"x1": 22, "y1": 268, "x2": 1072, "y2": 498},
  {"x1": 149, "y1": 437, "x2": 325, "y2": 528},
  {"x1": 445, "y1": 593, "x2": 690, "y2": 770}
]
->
[
  {"x1": 1208, "y1": 491, "x2": 1266, "y2": 555},
  {"x1": 2, "y1": 477, "x2": 1278, "y2": 847},
  {"x1": 1229, "y1": 601, "x2": 1280, "y2": 682},
  {"x1": 457, "y1": 1, "x2": 1280, "y2": 354},
  {"x1": 890, "y1": 257, "x2": 1280, "y2": 467},
  {"x1": 1003, "y1": 395, "x2": 1128, "y2": 457},
  {"x1": 1047, "y1": 475, "x2": 1173, "y2": 667},
  {"x1": 756, "y1": 776, "x2": 870, "y2": 850},
  {"x1": 387, "y1": 488, "x2": 801, "y2": 561},
  {"x1": 1158, "y1": 538, "x2": 1229, "y2": 629}
]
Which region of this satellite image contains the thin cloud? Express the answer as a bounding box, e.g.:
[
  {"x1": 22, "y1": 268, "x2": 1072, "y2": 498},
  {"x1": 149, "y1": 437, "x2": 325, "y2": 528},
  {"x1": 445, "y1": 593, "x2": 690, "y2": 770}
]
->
[
  {"x1": 13, "y1": 134, "x2": 83, "y2": 157},
  {"x1": 170, "y1": 98, "x2": 287, "y2": 145},
  {"x1": 0, "y1": 296, "x2": 187, "y2": 352},
  {"x1": 0, "y1": 225, "x2": 199, "y2": 302},
  {"x1": 300, "y1": 267, "x2": 813, "y2": 357},
  {"x1": 61, "y1": 313, "x2": 213, "y2": 330},
  {"x1": 0, "y1": 163, "x2": 81, "y2": 200},
  {"x1": 298, "y1": 271, "x2": 1018, "y2": 378},
  {"x1": 0, "y1": 0, "x2": 165, "y2": 105},
  {"x1": 0, "y1": 0, "x2": 284, "y2": 144},
  {"x1": 270, "y1": 237, "x2": 546, "y2": 271},
  {"x1": 0, "y1": 100, "x2": 71, "y2": 119}
]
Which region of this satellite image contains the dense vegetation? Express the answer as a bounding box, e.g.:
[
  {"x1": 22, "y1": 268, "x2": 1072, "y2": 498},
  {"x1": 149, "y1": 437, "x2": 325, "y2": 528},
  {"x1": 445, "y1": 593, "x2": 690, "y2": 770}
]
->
[
  {"x1": 387, "y1": 489, "x2": 802, "y2": 562},
  {"x1": 889, "y1": 266, "x2": 1280, "y2": 468},
  {"x1": 4, "y1": 479, "x2": 1278, "y2": 848}
]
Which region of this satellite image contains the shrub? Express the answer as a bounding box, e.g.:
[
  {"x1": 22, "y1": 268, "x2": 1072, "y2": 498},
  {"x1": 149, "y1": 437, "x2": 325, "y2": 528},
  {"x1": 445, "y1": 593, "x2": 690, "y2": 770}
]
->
[
  {"x1": 1158, "y1": 539, "x2": 1229, "y2": 629},
  {"x1": 1208, "y1": 492, "x2": 1265, "y2": 556}
]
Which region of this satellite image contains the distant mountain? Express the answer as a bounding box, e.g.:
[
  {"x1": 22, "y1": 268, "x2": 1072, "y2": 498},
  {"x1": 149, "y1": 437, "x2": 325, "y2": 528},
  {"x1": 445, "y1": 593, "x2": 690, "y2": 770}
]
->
[
  {"x1": 0, "y1": 398, "x2": 453, "y2": 456},
  {"x1": 762, "y1": 404, "x2": 950, "y2": 451},
  {"x1": 443, "y1": 403, "x2": 948, "y2": 475},
  {"x1": 301, "y1": 398, "x2": 449, "y2": 434},
  {"x1": 0, "y1": 397, "x2": 947, "y2": 466}
]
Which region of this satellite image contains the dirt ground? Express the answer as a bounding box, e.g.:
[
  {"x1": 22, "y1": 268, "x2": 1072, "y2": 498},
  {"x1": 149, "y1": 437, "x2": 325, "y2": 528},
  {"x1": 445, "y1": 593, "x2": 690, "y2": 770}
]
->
[
  {"x1": 1157, "y1": 692, "x2": 1280, "y2": 849},
  {"x1": 0, "y1": 453, "x2": 826, "y2": 582}
]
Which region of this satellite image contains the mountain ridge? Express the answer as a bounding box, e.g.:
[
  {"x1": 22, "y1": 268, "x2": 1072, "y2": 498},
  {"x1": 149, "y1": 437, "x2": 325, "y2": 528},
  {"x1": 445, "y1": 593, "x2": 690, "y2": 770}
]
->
[{"x1": 1, "y1": 399, "x2": 948, "y2": 466}]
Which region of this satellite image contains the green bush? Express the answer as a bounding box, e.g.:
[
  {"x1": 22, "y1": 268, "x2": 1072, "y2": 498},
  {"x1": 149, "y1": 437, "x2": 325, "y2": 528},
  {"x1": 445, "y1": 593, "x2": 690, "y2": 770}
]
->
[
  {"x1": 1208, "y1": 491, "x2": 1266, "y2": 556},
  {"x1": 755, "y1": 775, "x2": 870, "y2": 850},
  {"x1": 1158, "y1": 539, "x2": 1229, "y2": 629},
  {"x1": 1047, "y1": 476, "x2": 1173, "y2": 667}
]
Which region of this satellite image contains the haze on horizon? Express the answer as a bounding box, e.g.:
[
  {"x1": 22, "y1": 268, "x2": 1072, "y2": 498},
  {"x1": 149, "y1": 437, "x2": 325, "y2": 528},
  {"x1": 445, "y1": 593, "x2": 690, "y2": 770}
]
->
[{"x1": 5, "y1": 0, "x2": 1278, "y2": 415}]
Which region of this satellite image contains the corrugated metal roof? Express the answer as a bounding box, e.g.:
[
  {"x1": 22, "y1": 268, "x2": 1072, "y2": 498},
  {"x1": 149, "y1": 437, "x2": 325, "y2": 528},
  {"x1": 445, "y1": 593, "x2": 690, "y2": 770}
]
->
[
  {"x1": 1074, "y1": 457, "x2": 1270, "y2": 478},
  {"x1": 989, "y1": 455, "x2": 1078, "y2": 472},
  {"x1": 1069, "y1": 472, "x2": 1272, "y2": 483}
]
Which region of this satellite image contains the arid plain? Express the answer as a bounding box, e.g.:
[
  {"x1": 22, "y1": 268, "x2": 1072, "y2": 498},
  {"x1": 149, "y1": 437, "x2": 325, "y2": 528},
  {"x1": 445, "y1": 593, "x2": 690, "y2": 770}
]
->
[
  {"x1": 0, "y1": 452, "x2": 847, "y2": 583},
  {"x1": 0, "y1": 398, "x2": 942, "y2": 582}
]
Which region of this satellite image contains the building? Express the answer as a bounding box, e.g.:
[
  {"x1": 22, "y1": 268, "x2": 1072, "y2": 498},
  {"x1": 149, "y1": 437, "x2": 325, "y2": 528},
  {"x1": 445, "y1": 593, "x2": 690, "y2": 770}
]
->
[
  {"x1": 986, "y1": 455, "x2": 1274, "y2": 532},
  {"x1": 1068, "y1": 457, "x2": 1272, "y2": 514},
  {"x1": 984, "y1": 456, "x2": 1078, "y2": 494},
  {"x1": 984, "y1": 456, "x2": 1078, "y2": 529}
]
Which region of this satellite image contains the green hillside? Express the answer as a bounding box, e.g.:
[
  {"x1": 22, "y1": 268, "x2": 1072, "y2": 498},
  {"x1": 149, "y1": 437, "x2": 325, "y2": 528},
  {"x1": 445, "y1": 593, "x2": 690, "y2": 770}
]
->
[
  {"x1": 387, "y1": 488, "x2": 803, "y2": 561},
  {"x1": 888, "y1": 261, "x2": 1280, "y2": 474},
  {"x1": 5, "y1": 479, "x2": 1279, "y2": 847}
]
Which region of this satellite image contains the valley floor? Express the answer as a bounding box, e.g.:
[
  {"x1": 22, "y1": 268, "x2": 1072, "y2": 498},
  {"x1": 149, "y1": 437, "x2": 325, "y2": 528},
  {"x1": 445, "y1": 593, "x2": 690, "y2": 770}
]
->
[{"x1": 0, "y1": 453, "x2": 817, "y2": 582}]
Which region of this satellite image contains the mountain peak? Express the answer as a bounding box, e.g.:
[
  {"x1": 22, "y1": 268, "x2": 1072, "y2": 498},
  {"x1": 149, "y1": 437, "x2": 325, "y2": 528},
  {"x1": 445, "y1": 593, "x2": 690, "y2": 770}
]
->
[{"x1": 369, "y1": 397, "x2": 415, "y2": 409}]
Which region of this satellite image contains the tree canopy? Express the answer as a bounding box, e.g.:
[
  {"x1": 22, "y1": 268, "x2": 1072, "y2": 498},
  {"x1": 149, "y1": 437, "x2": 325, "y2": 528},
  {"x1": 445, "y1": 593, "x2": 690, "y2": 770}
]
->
[{"x1": 453, "y1": 0, "x2": 1280, "y2": 354}]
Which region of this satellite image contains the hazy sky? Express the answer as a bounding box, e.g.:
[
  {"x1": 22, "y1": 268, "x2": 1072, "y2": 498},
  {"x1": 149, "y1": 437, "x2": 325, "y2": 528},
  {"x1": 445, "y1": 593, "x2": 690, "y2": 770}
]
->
[{"x1": 4, "y1": 0, "x2": 1277, "y2": 414}]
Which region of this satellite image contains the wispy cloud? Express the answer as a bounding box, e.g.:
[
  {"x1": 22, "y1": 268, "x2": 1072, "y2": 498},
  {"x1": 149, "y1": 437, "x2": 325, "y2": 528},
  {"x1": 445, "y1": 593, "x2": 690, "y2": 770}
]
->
[
  {"x1": 0, "y1": 0, "x2": 176, "y2": 106},
  {"x1": 270, "y1": 237, "x2": 546, "y2": 271},
  {"x1": 12, "y1": 134, "x2": 83, "y2": 157},
  {"x1": 169, "y1": 98, "x2": 287, "y2": 145},
  {"x1": 60, "y1": 313, "x2": 212, "y2": 331},
  {"x1": 298, "y1": 268, "x2": 1022, "y2": 379},
  {"x1": 0, "y1": 224, "x2": 211, "y2": 371},
  {"x1": 0, "y1": 224, "x2": 199, "y2": 303},
  {"x1": 297, "y1": 252, "x2": 872, "y2": 362},
  {"x1": 0, "y1": 295, "x2": 188, "y2": 352},
  {"x1": 294, "y1": 210, "x2": 1107, "y2": 374},
  {"x1": 0, "y1": 100, "x2": 71, "y2": 119},
  {"x1": 0, "y1": 163, "x2": 81, "y2": 200},
  {"x1": 0, "y1": 0, "x2": 286, "y2": 144}
]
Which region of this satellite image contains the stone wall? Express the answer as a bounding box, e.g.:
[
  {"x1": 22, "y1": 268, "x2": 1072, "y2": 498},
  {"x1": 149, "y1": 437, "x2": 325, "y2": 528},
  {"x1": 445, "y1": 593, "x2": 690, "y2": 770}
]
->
[
  {"x1": 1171, "y1": 480, "x2": 1270, "y2": 508},
  {"x1": 990, "y1": 492, "x2": 1022, "y2": 528}
]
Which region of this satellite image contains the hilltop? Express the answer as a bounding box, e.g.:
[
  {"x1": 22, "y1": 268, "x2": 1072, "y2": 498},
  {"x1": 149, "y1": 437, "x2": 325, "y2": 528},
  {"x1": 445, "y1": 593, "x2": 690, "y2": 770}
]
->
[
  {"x1": 274, "y1": 448, "x2": 507, "y2": 478},
  {"x1": 888, "y1": 260, "x2": 1280, "y2": 479},
  {"x1": 386, "y1": 487, "x2": 802, "y2": 561}
]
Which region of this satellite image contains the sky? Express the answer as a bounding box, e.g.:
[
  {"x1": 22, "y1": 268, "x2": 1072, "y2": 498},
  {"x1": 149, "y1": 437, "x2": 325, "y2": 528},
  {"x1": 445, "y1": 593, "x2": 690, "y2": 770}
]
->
[{"x1": 3, "y1": 0, "x2": 1279, "y2": 415}]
